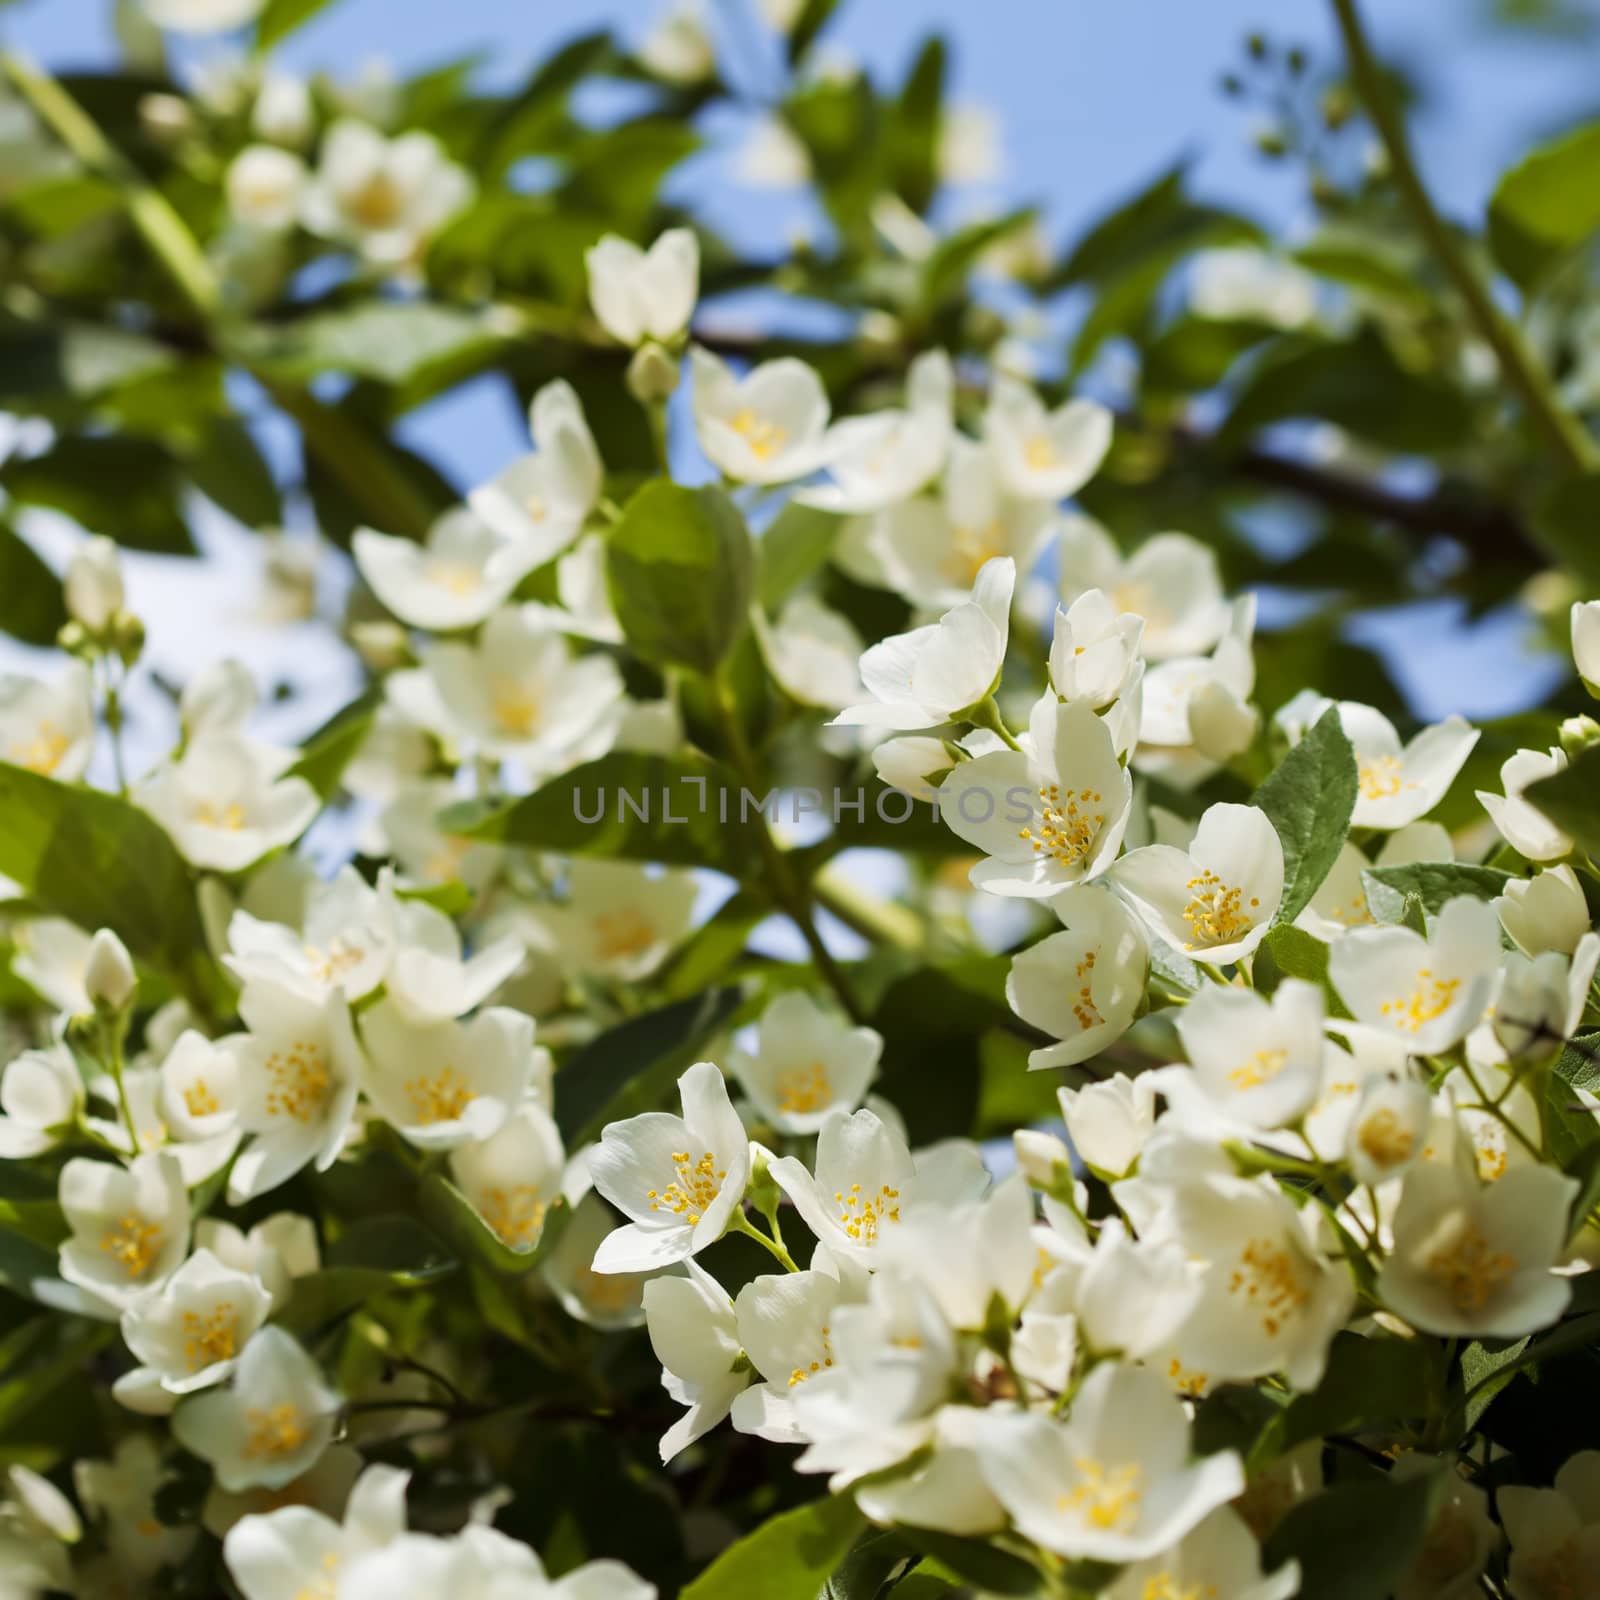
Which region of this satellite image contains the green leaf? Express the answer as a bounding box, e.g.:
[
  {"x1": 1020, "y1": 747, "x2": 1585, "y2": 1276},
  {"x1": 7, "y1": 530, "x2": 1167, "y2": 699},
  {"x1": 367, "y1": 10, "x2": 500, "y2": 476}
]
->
[
  {"x1": 1530, "y1": 473, "x2": 1600, "y2": 591},
  {"x1": 1252, "y1": 924, "x2": 1351, "y2": 1018},
  {"x1": 0, "y1": 524, "x2": 65, "y2": 646},
  {"x1": 554, "y1": 986, "x2": 743, "y2": 1145},
  {"x1": 1263, "y1": 1463, "x2": 1450, "y2": 1600},
  {"x1": 232, "y1": 303, "x2": 502, "y2": 389},
  {"x1": 1251, "y1": 708, "x2": 1358, "y2": 924},
  {"x1": 255, "y1": 0, "x2": 336, "y2": 51},
  {"x1": 0, "y1": 762, "x2": 223, "y2": 1012},
  {"x1": 0, "y1": 435, "x2": 191, "y2": 553},
  {"x1": 605, "y1": 482, "x2": 753, "y2": 675},
  {"x1": 182, "y1": 417, "x2": 283, "y2": 529},
  {"x1": 1523, "y1": 741, "x2": 1600, "y2": 859},
  {"x1": 896, "y1": 1530, "x2": 1041, "y2": 1596},
  {"x1": 885, "y1": 36, "x2": 945, "y2": 214},
  {"x1": 419, "y1": 1172, "x2": 568, "y2": 1277},
  {"x1": 1142, "y1": 315, "x2": 1275, "y2": 393},
  {"x1": 1362, "y1": 861, "x2": 1512, "y2": 914},
  {"x1": 680, "y1": 1496, "x2": 865, "y2": 1600},
  {"x1": 1459, "y1": 1336, "x2": 1531, "y2": 1432},
  {"x1": 443, "y1": 752, "x2": 759, "y2": 876},
  {"x1": 1487, "y1": 119, "x2": 1600, "y2": 288},
  {"x1": 288, "y1": 702, "x2": 377, "y2": 802},
  {"x1": 787, "y1": 0, "x2": 842, "y2": 63},
  {"x1": 275, "y1": 1215, "x2": 457, "y2": 1335},
  {"x1": 0, "y1": 314, "x2": 174, "y2": 404},
  {"x1": 755, "y1": 502, "x2": 842, "y2": 610}
]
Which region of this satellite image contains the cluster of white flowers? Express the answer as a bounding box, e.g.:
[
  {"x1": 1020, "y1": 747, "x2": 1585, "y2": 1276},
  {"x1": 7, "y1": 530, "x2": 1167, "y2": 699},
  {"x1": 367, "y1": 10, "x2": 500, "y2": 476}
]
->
[{"x1": 4, "y1": 215, "x2": 1600, "y2": 1599}]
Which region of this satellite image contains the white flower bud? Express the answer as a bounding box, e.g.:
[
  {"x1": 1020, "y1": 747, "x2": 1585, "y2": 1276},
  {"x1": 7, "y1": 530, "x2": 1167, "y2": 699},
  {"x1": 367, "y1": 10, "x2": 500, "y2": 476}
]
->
[
  {"x1": 1573, "y1": 599, "x2": 1600, "y2": 695},
  {"x1": 252, "y1": 72, "x2": 313, "y2": 147},
  {"x1": 83, "y1": 929, "x2": 136, "y2": 1012},
  {"x1": 625, "y1": 341, "x2": 681, "y2": 405},
  {"x1": 65, "y1": 537, "x2": 125, "y2": 633}
]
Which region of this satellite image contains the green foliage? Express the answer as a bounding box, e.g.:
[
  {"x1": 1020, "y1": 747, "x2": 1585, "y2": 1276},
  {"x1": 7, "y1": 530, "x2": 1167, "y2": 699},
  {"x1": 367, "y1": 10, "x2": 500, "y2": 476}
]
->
[
  {"x1": 679, "y1": 1495, "x2": 865, "y2": 1600},
  {"x1": 0, "y1": 523, "x2": 65, "y2": 645},
  {"x1": 1488, "y1": 119, "x2": 1600, "y2": 287},
  {"x1": 1250, "y1": 709, "x2": 1358, "y2": 924},
  {"x1": 1361, "y1": 861, "x2": 1512, "y2": 918},
  {"x1": 604, "y1": 482, "x2": 754, "y2": 676}
]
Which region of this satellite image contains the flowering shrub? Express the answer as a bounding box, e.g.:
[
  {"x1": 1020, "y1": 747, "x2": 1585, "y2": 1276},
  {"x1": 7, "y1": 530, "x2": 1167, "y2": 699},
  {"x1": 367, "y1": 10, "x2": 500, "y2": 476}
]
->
[{"x1": 3, "y1": 0, "x2": 1600, "y2": 1597}]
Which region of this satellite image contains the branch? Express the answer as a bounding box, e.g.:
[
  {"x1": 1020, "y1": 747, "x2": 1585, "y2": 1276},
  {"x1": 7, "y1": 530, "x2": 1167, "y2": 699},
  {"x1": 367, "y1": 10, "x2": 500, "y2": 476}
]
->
[{"x1": 1329, "y1": 0, "x2": 1600, "y2": 474}]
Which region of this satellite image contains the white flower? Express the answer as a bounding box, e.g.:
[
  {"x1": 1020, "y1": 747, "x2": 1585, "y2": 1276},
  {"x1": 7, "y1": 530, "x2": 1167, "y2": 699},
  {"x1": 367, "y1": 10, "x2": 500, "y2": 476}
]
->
[
  {"x1": 226, "y1": 866, "x2": 393, "y2": 1003},
  {"x1": 643, "y1": 1260, "x2": 749, "y2": 1461},
  {"x1": 1377, "y1": 1160, "x2": 1577, "y2": 1337},
  {"x1": 252, "y1": 71, "x2": 313, "y2": 146},
  {"x1": 1296, "y1": 821, "x2": 1454, "y2": 941},
  {"x1": 1491, "y1": 933, "x2": 1600, "y2": 1062},
  {"x1": 195, "y1": 1212, "x2": 319, "y2": 1310},
  {"x1": 64, "y1": 535, "x2": 124, "y2": 631},
  {"x1": 541, "y1": 1188, "x2": 652, "y2": 1329},
  {"x1": 1394, "y1": 1455, "x2": 1498, "y2": 1600},
  {"x1": 1108, "y1": 801, "x2": 1284, "y2": 965},
  {"x1": 114, "y1": 1248, "x2": 274, "y2": 1415},
  {"x1": 302, "y1": 118, "x2": 471, "y2": 265},
  {"x1": 832, "y1": 555, "x2": 1014, "y2": 730},
  {"x1": 588, "y1": 1061, "x2": 751, "y2": 1272},
  {"x1": 735, "y1": 114, "x2": 812, "y2": 189},
  {"x1": 394, "y1": 606, "x2": 625, "y2": 774},
  {"x1": 1047, "y1": 588, "x2": 1145, "y2": 711},
  {"x1": 467, "y1": 380, "x2": 603, "y2": 566},
  {"x1": 448, "y1": 1101, "x2": 565, "y2": 1252},
  {"x1": 1328, "y1": 895, "x2": 1501, "y2": 1054},
  {"x1": 639, "y1": 0, "x2": 716, "y2": 84},
  {"x1": 1478, "y1": 747, "x2": 1572, "y2": 862},
  {"x1": 978, "y1": 1361, "x2": 1244, "y2": 1562},
  {"x1": 226, "y1": 145, "x2": 307, "y2": 230},
  {"x1": 1054, "y1": 1071, "x2": 1155, "y2": 1178},
  {"x1": 1189, "y1": 247, "x2": 1319, "y2": 328},
  {"x1": 727, "y1": 990, "x2": 881, "y2": 1135},
  {"x1": 586, "y1": 228, "x2": 699, "y2": 348},
  {"x1": 864, "y1": 434, "x2": 1054, "y2": 610},
  {"x1": 142, "y1": 0, "x2": 264, "y2": 32},
  {"x1": 172, "y1": 1327, "x2": 341, "y2": 1492},
  {"x1": 938, "y1": 101, "x2": 1003, "y2": 185},
  {"x1": 356, "y1": 508, "x2": 543, "y2": 634},
  {"x1": 798, "y1": 350, "x2": 952, "y2": 514},
  {"x1": 983, "y1": 376, "x2": 1112, "y2": 502},
  {"x1": 181, "y1": 659, "x2": 259, "y2": 740},
  {"x1": 58, "y1": 1151, "x2": 190, "y2": 1314},
  {"x1": 870, "y1": 734, "x2": 954, "y2": 800},
  {"x1": 158, "y1": 1030, "x2": 241, "y2": 1148},
  {"x1": 1007, "y1": 887, "x2": 1149, "y2": 1071},
  {"x1": 1322, "y1": 702, "x2": 1480, "y2": 830},
  {"x1": 83, "y1": 928, "x2": 136, "y2": 1012},
  {"x1": 136, "y1": 735, "x2": 318, "y2": 873},
  {"x1": 1345, "y1": 1074, "x2": 1433, "y2": 1189},
  {"x1": 223, "y1": 1462, "x2": 409, "y2": 1600},
  {"x1": 226, "y1": 980, "x2": 364, "y2": 1203},
  {"x1": 0, "y1": 662, "x2": 94, "y2": 779},
  {"x1": 731, "y1": 1252, "x2": 866, "y2": 1443},
  {"x1": 360, "y1": 999, "x2": 533, "y2": 1150},
  {"x1": 1497, "y1": 864, "x2": 1592, "y2": 957},
  {"x1": 1500, "y1": 1450, "x2": 1600, "y2": 1600},
  {"x1": 1573, "y1": 601, "x2": 1600, "y2": 691},
  {"x1": 757, "y1": 594, "x2": 866, "y2": 711},
  {"x1": 1105, "y1": 1506, "x2": 1301, "y2": 1600},
  {"x1": 767, "y1": 1106, "x2": 988, "y2": 1266},
  {"x1": 383, "y1": 894, "x2": 526, "y2": 1026},
  {"x1": 1135, "y1": 595, "x2": 1258, "y2": 786},
  {"x1": 1051, "y1": 1217, "x2": 1203, "y2": 1361},
  {"x1": 10, "y1": 918, "x2": 92, "y2": 1013},
  {"x1": 0, "y1": 1465, "x2": 79, "y2": 1597},
  {"x1": 689, "y1": 347, "x2": 833, "y2": 484},
  {"x1": 939, "y1": 698, "x2": 1133, "y2": 897},
  {"x1": 1170, "y1": 978, "x2": 1328, "y2": 1131},
  {"x1": 529, "y1": 860, "x2": 698, "y2": 981},
  {"x1": 75, "y1": 1435, "x2": 195, "y2": 1580},
  {"x1": 1059, "y1": 519, "x2": 1230, "y2": 661},
  {"x1": 0, "y1": 1044, "x2": 83, "y2": 1158}
]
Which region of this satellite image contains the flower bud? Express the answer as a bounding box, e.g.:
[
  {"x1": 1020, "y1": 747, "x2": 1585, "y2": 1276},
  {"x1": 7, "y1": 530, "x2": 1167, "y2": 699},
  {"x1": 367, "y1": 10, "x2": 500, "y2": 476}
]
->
[
  {"x1": 252, "y1": 72, "x2": 314, "y2": 147},
  {"x1": 1013, "y1": 1128, "x2": 1074, "y2": 1194},
  {"x1": 113, "y1": 612, "x2": 145, "y2": 668},
  {"x1": 349, "y1": 620, "x2": 413, "y2": 674},
  {"x1": 83, "y1": 929, "x2": 136, "y2": 1013},
  {"x1": 625, "y1": 341, "x2": 680, "y2": 406},
  {"x1": 65, "y1": 537, "x2": 125, "y2": 633},
  {"x1": 1571, "y1": 600, "x2": 1600, "y2": 698},
  {"x1": 1560, "y1": 714, "x2": 1600, "y2": 759}
]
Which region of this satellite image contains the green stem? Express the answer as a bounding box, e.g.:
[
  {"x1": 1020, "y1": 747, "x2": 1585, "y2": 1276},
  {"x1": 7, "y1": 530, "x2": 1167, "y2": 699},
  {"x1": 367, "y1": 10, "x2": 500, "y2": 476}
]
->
[
  {"x1": 814, "y1": 863, "x2": 923, "y2": 952},
  {"x1": 710, "y1": 669, "x2": 867, "y2": 1023},
  {"x1": 969, "y1": 694, "x2": 1023, "y2": 751},
  {"x1": 1328, "y1": 0, "x2": 1600, "y2": 472},
  {"x1": 728, "y1": 1209, "x2": 798, "y2": 1272},
  {"x1": 106, "y1": 1025, "x2": 140, "y2": 1157}
]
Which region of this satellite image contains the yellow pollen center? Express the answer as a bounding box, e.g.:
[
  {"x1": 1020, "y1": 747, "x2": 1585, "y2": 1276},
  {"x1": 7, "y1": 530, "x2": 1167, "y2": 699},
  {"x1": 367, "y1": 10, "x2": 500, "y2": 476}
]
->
[
  {"x1": 100, "y1": 1213, "x2": 162, "y2": 1279},
  {"x1": 1358, "y1": 754, "x2": 1413, "y2": 801},
  {"x1": 1357, "y1": 1107, "x2": 1415, "y2": 1169},
  {"x1": 1166, "y1": 1357, "x2": 1209, "y2": 1398},
  {"x1": 945, "y1": 520, "x2": 1007, "y2": 583},
  {"x1": 775, "y1": 1061, "x2": 833, "y2": 1116},
  {"x1": 489, "y1": 678, "x2": 541, "y2": 738},
  {"x1": 264, "y1": 1040, "x2": 332, "y2": 1124},
  {"x1": 1060, "y1": 1457, "x2": 1142, "y2": 1531},
  {"x1": 834, "y1": 1181, "x2": 901, "y2": 1243},
  {"x1": 1228, "y1": 1048, "x2": 1288, "y2": 1091},
  {"x1": 788, "y1": 1322, "x2": 835, "y2": 1388},
  {"x1": 8, "y1": 721, "x2": 71, "y2": 775},
  {"x1": 1380, "y1": 968, "x2": 1461, "y2": 1033},
  {"x1": 244, "y1": 1403, "x2": 308, "y2": 1459},
  {"x1": 647, "y1": 1151, "x2": 726, "y2": 1225},
  {"x1": 480, "y1": 1185, "x2": 548, "y2": 1248},
  {"x1": 404, "y1": 1066, "x2": 475, "y2": 1125},
  {"x1": 1427, "y1": 1221, "x2": 1515, "y2": 1314},
  {"x1": 1181, "y1": 868, "x2": 1259, "y2": 950},
  {"x1": 294, "y1": 1552, "x2": 341, "y2": 1600},
  {"x1": 181, "y1": 1302, "x2": 238, "y2": 1370},
  {"x1": 729, "y1": 408, "x2": 788, "y2": 460},
  {"x1": 592, "y1": 907, "x2": 657, "y2": 962},
  {"x1": 1071, "y1": 949, "x2": 1102, "y2": 1032},
  {"x1": 1227, "y1": 1236, "x2": 1309, "y2": 1337},
  {"x1": 305, "y1": 937, "x2": 364, "y2": 987},
  {"x1": 194, "y1": 800, "x2": 247, "y2": 831},
  {"x1": 583, "y1": 1270, "x2": 639, "y2": 1314},
  {"x1": 183, "y1": 1079, "x2": 220, "y2": 1119},
  {"x1": 349, "y1": 172, "x2": 405, "y2": 229},
  {"x1": 1022, "y1": 434, "x2": 1059, "y2": 470},
  {"x1": 423, "y1": 558, "x2": 482, "y2": 596},
  {"x1": 1140, "y1": 1575, "x2": 1217, "y2": 1600},
  {"x1": 1017, "y1": 783, "x2": 1106, "y2": 871}
]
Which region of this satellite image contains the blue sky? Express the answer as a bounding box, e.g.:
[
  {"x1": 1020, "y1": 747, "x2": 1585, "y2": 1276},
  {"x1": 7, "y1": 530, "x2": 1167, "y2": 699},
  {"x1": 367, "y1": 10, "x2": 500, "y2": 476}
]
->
[{"x1": 4, "y1": 0, "x2": 1597, "y2": 719}]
